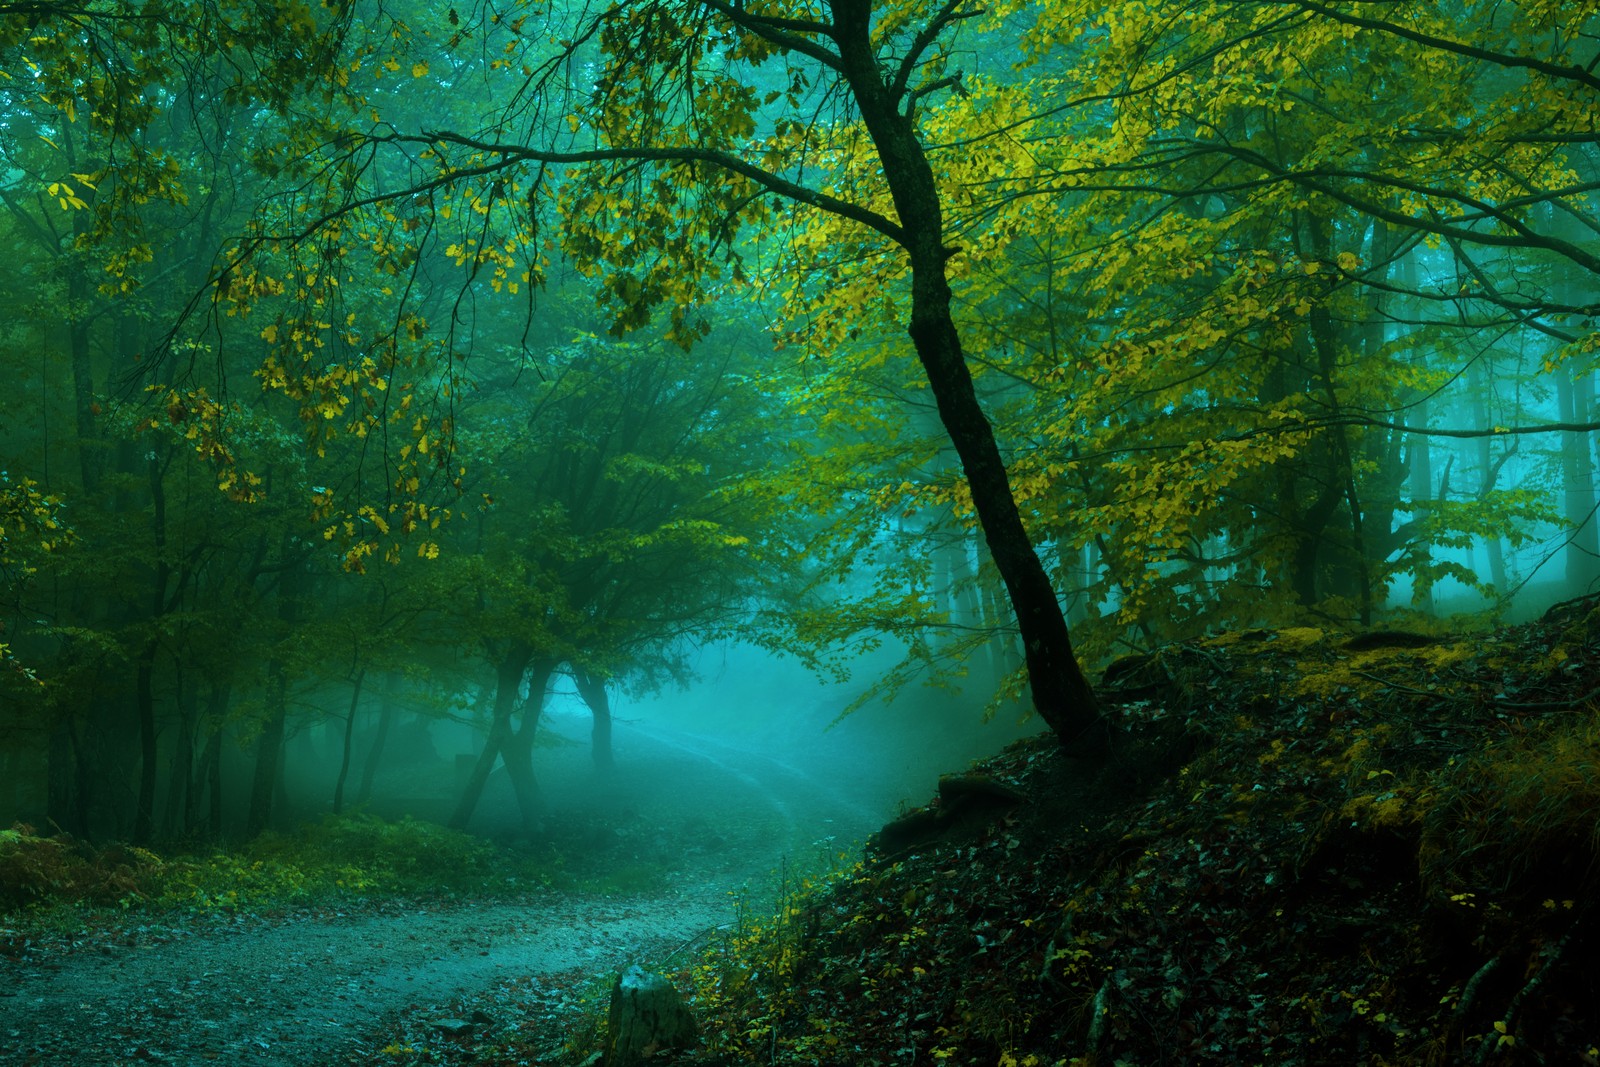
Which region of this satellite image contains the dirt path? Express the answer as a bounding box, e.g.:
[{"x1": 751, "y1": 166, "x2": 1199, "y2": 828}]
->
[
  {"x1": 1, "y1": 893, "x2": 720, "y2": 1065},
  {"x1": 0, "y1": 720, "x2": 900, "y2": 1066}
]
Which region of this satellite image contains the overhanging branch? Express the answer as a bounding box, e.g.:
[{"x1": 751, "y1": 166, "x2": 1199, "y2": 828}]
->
[{"x1": 403, "y1": 130, "x2": 906, "y2": 244}]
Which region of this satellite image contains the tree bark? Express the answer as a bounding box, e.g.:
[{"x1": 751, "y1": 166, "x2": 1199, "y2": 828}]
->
[{"x1": 831, "y1": 0, "x2": 1104, "y2": 753}]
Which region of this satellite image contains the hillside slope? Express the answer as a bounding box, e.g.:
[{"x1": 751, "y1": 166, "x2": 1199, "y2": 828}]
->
[{"x1": 666, "y1": 604, "x2": 1600, "y2": 1066}]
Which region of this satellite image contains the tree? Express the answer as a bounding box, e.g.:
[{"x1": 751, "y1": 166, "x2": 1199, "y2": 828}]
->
[
  {"x1": 205, "y1": 0, "x2": 1111, "y2": 753},
  {"x1": 438, "y1": 329, "x2": 781, "y2": 832}
]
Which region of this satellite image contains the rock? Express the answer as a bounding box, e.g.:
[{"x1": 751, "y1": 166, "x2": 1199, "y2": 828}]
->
[
  {"x1": 868, "y1": 774, "x2": 1027, "y2": 859},
  {"x1": 606, "y1": 964, "x2": 697, "y2": 1066},
  {"x1": 937, "y1": 773, "x2": 1025, "y2": 807}
]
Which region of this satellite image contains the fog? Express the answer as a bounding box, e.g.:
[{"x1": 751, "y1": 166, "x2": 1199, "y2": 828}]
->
[{"x1": 249, "y1": 639, "x2": 1040, "y2": 891}]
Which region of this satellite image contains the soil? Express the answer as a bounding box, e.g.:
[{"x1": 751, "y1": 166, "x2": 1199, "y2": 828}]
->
[{"x1": 0, "y1": 717, "x2": 932, "y2": 1066}]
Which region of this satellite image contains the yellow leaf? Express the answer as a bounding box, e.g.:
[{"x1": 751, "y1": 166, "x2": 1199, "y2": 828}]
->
[
  {"x1": 261, "y1": 324, "x2": 279, "y2": 343},
  {"x1": 412, "y1": 60, "x2": 429, "y2": 78}
]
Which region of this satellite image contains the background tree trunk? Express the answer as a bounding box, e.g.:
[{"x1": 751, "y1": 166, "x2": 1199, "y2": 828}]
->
[
  {"x1": 450, "y1": 644, "x2": 533, "y2": 829},
  {"x1": 354, "y1": 672, "x2": 400, "y2": 807},
  {"x1": 245, "y1": 558, "x2": 303, "y2": 838},
  {"x1": 331, "y1": 667, "x2": 366, "y2": 815},
  {"x1": 500, "y1": 660, "x2": 557, "y2": 837},
  {"x1": 573, "y1": 667, "x2": 614, "y2": 773}
]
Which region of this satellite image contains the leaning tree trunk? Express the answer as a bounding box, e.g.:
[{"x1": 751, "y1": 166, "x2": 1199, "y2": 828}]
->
[
  {"x1": 832, "y1": 2, "x2": 1104, "y2": 753},
  {"x1": 450, "y1": 643, "x2": 534, "y2": 829}
]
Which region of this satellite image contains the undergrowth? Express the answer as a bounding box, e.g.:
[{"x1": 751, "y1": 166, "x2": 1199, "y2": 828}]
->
[
  {"x1": 592, "y1": 617, "x2": 1600, "y2": 1067},
  {"x1": 0, "y1": 813, "x2": 556, "y2": 919},
  {"x1": 685, "y1": 853, "x2": 864, "y2": 1061}
]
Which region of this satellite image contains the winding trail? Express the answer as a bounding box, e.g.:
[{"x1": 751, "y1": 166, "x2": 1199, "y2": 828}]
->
[
  {"x1": 0, "y1": 720, "x2": 898, "y2": 1066},
  {"x1": 2, "y1": 895, "x2": 719, "y2": 1065}
]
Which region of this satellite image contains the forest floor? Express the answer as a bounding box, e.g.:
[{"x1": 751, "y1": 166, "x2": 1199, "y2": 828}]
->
[
  {"x1": 0, "y1": 721, "x2": 916, "y2": 1066},
  {"x1": 10, "y1": 602, "x2": 1600, "y2": 1067}
]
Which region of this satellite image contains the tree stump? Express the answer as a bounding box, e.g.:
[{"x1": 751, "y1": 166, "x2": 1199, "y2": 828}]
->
[{"x1": 606, "y1": 964, "x2": 697, "y2": 1066}]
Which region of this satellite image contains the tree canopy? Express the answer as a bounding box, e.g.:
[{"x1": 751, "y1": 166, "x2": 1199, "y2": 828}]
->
[{"x1": 4, "y1": 0, "x2": 1600, "y2": 836}]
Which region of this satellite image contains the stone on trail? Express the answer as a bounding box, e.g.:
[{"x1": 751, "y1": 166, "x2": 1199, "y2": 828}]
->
[{"x1": 606, "y1": 964, "x2": 697, "y2": 1066}]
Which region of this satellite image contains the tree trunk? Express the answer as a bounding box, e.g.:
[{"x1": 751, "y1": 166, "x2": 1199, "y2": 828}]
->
[
  {"x1": 132, "y1": 451, "x2": 172, "y2": 845},
  {"x1": 1558, "y1": 370, "x2": 1600, "y2": 593},
  {"x1": 354, "y1": 673, "x2": 398, "y2": 806},
  {"x1": 331, "y1": 667, "x2": 366, "y2": 814},
  {"x1": 832, "y1": 3, "x2": 1103, "y2": 753},
  {"x1": 133, "y1": 647, "x2": 159, "y2": 844},
  {"x1": 1409, "y1": 396, "x2": 1435, "y2": 613},
  {"x1": 245, "y1": 560, "x2": 303, "y2": 838},
  {"x1": 68, "y1": 210, "x2": 100, "y2": 497},
  {"x1": 450, "y1": 643, "x2": 534, "y2": 829},
  {"x1": 246, "y1": 681, "x2": 289, "y2": 838},
  {"x1": 194, "y1": 681, "x2": 229, "y2": 838},
  {"x1": 1306, "y1": 215, "x2": 1372, "y2": 625},
  {"x1": 572, "y1": 667, "x2": 614, "y2": 773},
  {"x1": 1468, "y1": 360, "x2": 1508, "y2": 591},
  {"x1": 162, "y1": 667, "x2": 196, "y2": 838},
  {"x1": 501, "y1": 660, "x2": 556, "y2": 836}
]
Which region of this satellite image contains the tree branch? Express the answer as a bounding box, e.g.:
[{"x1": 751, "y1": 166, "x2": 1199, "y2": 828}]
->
[
  {"x1": 1286, "y1": 0, "x2": 1600, "y2": 93},
  {"x1": 698, "y1": 0, "x2": 844, "y2": 71},
  {"x1": 403, "y1": 130, "x2": 906, "y2": 243},
  {"x1": 891, "y1": 0, "x2": 979, "y2": 100}
]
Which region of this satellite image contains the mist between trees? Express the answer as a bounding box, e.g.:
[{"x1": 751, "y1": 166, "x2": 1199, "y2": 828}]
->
[{"x1": 2, "y1": 0, "x2": 1599, "y2": 840}]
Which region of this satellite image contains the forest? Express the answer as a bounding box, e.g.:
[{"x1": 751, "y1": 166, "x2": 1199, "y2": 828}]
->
[{"x1": 2, "y1": 0, "x2": 1599, "y2": 1064}]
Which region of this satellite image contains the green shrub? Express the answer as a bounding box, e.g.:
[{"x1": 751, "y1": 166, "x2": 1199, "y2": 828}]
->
[
  {"x1": 0, "y1": 826, "x2": 164, "y2": 910},
  {"x1": 245, "y1": 814, "x2": 505, "y2": 893},
  {"x1": 1, "y1": 815, "x2": 552, "y2": 916}
]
